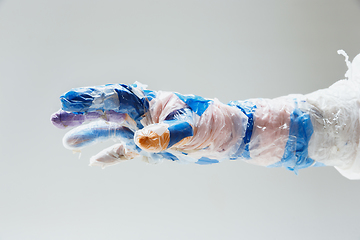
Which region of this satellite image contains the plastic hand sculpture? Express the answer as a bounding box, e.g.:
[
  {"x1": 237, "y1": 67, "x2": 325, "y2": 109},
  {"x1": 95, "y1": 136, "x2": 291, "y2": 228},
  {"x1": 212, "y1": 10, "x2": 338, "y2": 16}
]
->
[{"x1": 51, "y1": 51, "x2": 360, "y2": 180}]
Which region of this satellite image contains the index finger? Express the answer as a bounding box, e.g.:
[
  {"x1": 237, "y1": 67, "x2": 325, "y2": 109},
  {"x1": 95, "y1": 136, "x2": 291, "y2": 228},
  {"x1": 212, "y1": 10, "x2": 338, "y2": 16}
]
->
[{"x1": 60, "y1": 84, "x2": 150, "y2": 123}]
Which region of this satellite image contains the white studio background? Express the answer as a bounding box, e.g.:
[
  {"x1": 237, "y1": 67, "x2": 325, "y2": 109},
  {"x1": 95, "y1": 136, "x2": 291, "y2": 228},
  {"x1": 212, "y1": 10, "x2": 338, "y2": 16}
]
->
[{"x1": 1, "y1": 1, "x2": 360, "y2": 239}]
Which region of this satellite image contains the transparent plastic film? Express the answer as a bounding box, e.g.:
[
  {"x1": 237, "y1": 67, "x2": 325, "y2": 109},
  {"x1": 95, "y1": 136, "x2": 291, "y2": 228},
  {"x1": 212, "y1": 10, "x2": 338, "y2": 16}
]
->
[
  {"x1": 51, "y1": 109, "x2": 127, "y2": 129},
  {"x1": 89, "y1": 143, "x2": 139, "y2": 169},
  {"x1": 134, "y1": 124, "x2": 170, "y2": 152},
  {"x1": 63, "y1": 120, "x2": 135, "y2": 150},
  {"x1": 247, "y1": 97, "x2": 293, "y2": 166},
  {"x1": 51, "y1": 51, "x2": 360, "y2": 180}
]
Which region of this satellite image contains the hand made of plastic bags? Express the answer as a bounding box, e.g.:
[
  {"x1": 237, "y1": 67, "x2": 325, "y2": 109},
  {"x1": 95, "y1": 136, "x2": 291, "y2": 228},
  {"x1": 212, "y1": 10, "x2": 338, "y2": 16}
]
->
[{"x1": 51, "y1": 51, "x2": 360, "y2": 180}]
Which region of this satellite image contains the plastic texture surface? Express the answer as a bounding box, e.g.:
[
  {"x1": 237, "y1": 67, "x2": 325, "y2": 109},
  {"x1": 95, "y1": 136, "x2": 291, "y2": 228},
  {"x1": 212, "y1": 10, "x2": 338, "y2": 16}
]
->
[{"x1": 51, "y1": 51, "x2": 360, "y2": 180}]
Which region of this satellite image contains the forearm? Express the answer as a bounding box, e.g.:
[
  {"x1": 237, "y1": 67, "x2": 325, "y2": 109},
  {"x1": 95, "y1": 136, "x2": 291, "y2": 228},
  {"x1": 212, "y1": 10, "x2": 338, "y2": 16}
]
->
[{"x1": 231, "y1": 96, "x2": 315, "y2": 173}]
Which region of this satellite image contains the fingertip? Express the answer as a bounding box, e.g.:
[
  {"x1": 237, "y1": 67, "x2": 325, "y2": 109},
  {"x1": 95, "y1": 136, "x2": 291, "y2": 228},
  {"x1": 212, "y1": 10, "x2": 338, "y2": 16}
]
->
[
  {"x1": 50, "y1": 111, "x2": 66, "y2": 129},
  {"x1": 134, "y1": 128, "x2": 170, "y2": 152},
  {"x1": 62, "y1": 131, "x2": 85, "y2": 150}
]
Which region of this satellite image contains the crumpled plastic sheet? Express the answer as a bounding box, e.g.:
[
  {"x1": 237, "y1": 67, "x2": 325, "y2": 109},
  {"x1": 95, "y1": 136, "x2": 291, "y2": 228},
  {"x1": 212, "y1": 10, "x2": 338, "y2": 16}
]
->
[{"x1": 51, "y1": 50, "x2": 360, "y2": 179}]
